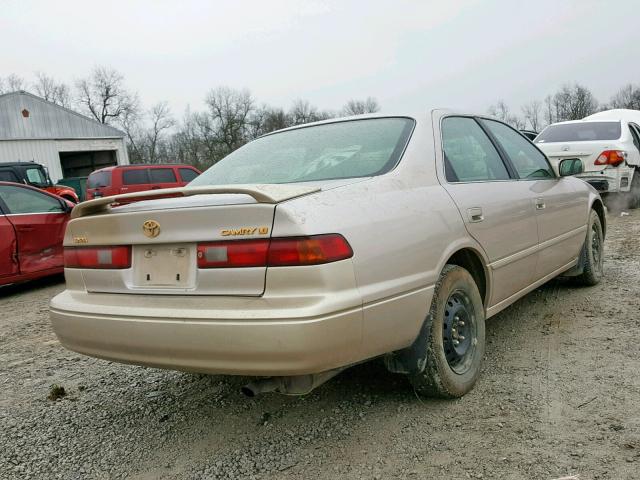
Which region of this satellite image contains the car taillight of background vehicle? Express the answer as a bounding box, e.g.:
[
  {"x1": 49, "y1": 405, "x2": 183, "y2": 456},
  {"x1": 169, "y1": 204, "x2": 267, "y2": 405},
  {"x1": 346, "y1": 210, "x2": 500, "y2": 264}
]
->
[
  {"x1": 197, "y1": 234, "x2": 353, "y2": 268},
  {"x1": 594, "y1": 150, "x2": 626, "y2": 166},
  {"x1": 64, "y1": 246, "x2": 132, "y2": 269}
]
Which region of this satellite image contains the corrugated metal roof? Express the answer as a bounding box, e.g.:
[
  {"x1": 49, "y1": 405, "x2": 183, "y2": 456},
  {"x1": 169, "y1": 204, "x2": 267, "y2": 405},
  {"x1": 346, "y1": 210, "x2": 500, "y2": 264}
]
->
[{"x1": 0, "y1": 91, "x2": 126, "y2": 140}]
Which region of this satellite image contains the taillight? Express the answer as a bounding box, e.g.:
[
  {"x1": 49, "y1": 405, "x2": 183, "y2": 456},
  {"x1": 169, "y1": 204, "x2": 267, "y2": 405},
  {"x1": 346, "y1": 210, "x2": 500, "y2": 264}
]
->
[
  {"x1": 197, "y1": 234, "x2": 353, "y2": 268},
  {"x1": 594, "y1": 150, "x2": 626, "y2": 166},
  {"x1": 197, "y1": 239, "x2": 269, "y2": 268},
  {"x1": 64, "y1": 246, "x2": 131, "y2": 269}
]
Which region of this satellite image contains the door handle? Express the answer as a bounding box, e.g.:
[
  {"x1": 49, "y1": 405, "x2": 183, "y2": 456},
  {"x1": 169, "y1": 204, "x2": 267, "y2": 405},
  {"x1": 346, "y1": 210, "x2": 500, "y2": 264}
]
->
[
  {"x1": 467, "y1": 207, "x2": 484, "y2": 223},
  {"x1": 535, "y1": 198, "x2": 546, "y2": 210}
]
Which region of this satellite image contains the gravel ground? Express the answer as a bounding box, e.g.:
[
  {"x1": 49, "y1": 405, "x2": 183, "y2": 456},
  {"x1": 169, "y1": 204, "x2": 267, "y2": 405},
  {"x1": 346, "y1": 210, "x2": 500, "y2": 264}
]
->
[{"x1": 1, "y1": 210, "x2": 639, "y2": 480}]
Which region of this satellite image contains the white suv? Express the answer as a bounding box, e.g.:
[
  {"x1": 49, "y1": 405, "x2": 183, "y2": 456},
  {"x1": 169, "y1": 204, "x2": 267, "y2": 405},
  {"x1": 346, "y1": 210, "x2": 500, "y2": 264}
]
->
[{"x1": 535, "y1": 111, "x2": 640, "y2": 209}]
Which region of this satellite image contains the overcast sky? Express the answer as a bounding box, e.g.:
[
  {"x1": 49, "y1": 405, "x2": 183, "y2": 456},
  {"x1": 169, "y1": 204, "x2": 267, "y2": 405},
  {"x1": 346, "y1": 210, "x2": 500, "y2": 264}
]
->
[{"x1": 2, "y1": 0, "x2": 639, "y2": 117}]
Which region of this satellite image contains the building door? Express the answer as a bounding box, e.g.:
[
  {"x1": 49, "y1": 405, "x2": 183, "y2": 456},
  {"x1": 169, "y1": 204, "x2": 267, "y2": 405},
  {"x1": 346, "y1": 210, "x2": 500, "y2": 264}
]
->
[{"x1": 59, "y1": 150, "x2": 116, "y2": 178}]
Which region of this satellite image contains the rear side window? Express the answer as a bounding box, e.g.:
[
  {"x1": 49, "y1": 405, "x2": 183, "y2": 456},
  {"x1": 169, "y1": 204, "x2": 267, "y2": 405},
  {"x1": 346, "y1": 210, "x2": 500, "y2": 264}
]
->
[
  {"x1": 179, "y1": 168, "x2": 199, "y2": 182},
  {"x1": 122, "y1": 169, "x2": 150, "y2": 185},
  {"x1": 0, "y1": 170, "x2": 19, "y2": 182},
  {"x1": 87, "y1": 171, "x2": 112, "y2": 188},
  {"x1": 149, "y1": 168, "x2": 177, "y2": 183},
  {"x1": 441, "y1": 117, "x2": 510, "y2": 182},
  {"x1": 536, "y1": 122, "x2": 621, "y2": 143},
  {"x1": 0, "y1": 185, "x2": 64, "y2": 214},
  {"x1": 482, "y1": 120, "x2": 554, "y2": 179},
  {"x1": 628, "y1": 125, "x2": 640, "y2": 151}
]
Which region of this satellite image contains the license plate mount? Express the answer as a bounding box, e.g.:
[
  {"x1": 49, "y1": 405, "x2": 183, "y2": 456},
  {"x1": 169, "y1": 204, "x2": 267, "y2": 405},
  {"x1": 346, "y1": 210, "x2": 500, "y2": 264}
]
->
[{"x1": 133, "y1": 244, "x2": 194, "y2": 288}]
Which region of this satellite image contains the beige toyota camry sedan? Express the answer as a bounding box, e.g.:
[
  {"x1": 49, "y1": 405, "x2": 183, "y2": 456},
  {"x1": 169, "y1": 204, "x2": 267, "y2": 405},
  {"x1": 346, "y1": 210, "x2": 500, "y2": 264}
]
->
[{"x1": 50, "y1": 111, "x2": 605, "y2": 398}]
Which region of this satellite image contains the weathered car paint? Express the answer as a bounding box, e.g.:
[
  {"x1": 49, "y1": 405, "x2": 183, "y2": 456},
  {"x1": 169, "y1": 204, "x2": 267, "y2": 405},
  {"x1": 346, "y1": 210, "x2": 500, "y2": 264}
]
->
[
  {"x1": 0, "y1": 182, "x2": 71, "y2": 287},
  {"x1": 49, "y1": 110, "x2": 604, "y2": 377}
]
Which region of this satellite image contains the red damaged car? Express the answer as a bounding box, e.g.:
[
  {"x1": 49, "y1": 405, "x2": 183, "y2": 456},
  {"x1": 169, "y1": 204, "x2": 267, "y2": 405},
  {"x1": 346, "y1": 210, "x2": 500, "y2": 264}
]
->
[{"x1": 0, "y1": 182, "x2": 73, "y2": 287}]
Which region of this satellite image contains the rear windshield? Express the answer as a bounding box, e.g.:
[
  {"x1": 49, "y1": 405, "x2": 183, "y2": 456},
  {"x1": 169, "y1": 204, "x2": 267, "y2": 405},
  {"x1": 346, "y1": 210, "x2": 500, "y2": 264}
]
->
[
  {"x1": 189, "y1": 118, "x2": 415, "y2": 185},
  {"x1": 87, "y1": 171, "x2": 112, "y2": 188},
  {"x1": 536, "y1": 122, "x2": 621, "y2": 143}
]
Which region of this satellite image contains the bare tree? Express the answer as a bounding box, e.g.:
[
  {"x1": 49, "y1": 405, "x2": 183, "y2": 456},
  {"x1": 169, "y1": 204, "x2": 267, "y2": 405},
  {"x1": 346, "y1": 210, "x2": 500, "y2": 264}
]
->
[
  {"x1": 610, "y1": 84, "x2": 640, "y2": 110},
  {"x1": 488, "y1": 100, "x2": 524, "y2": 128},
  {"x1": 76, "y1": 66, "x2": 139, "y2": 124},
  {"x1": 145, "y1": 102, "x2": 175, "y2": 163},
  {"x1": 521, "y1": 100, "x2": 542, "y2": 131},
  {"x1": 342, "y1": 97, "x2": 380, "y2": 116},
  {"x1": 204, "y1": 86, "x2": 254, "y2": 155},
  {"x1": 0, "y1": 74, "x2": 26, "y2": 93},
  {"x1": 33, "y1": 72, "x2": 71, "y2": 107},
  {"x1": 289, "y1": 99, "x2": 320, "y2": 125},
  {"x1": 550, "y1": 83, "x2": 598, "y2": 121}
]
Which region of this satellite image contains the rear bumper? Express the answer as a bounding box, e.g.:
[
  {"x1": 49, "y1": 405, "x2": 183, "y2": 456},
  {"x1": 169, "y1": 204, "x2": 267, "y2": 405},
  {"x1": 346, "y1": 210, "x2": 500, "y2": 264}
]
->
[
  {"x1": 576, "y1": 168, "x2": 632, "y2": 193},
  {"x1": 50, "y1": 260, "x2": 368, "y2": 376},
  {"x1": 50, "y1": 291, "x2": 363, "y2": 376}
]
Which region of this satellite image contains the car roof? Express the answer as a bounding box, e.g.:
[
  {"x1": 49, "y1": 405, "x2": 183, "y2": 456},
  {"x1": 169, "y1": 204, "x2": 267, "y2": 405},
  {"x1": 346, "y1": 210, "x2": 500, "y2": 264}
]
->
[
  {"x1": 91, "y1": 164, "x2": 198, "y2": 174},
  {"x1": 0, "y1": 161, "x2": 41, "y2": 168},
  {"x1": 544, "y1": 119, "x2": 621, "y2": 127},
  {"x1": 585, "y1": 109, "x2": 640, "y2": 123}
]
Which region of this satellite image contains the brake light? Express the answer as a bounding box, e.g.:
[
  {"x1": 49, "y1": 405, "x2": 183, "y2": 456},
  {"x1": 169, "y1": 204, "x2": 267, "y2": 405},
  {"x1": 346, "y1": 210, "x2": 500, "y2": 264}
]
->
[
  {"x1": 594, "y1": 150, "x2": 626, "y2": 166},
  {"x1": 197, "y1": 234, "x2": 353, "y2": 268},
  {"x1": 64, "y1": 246, "x2": 131, "y2": 269},
  {"x1": 197, "y1": 239, "x2": 269, "y2": 268}
]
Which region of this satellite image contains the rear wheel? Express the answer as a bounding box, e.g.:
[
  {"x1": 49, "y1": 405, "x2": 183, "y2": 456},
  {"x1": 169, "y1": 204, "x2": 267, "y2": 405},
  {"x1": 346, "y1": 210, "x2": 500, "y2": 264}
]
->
[
  {"x1": 629, "y1": 170, "x2": 640, "y2": 209},
  {"x1": 409, "y1": 265, "x2": 485, "y2": 398},
  {"x1": 574, "y1": 209, "x2": 604, "y2": 286}
]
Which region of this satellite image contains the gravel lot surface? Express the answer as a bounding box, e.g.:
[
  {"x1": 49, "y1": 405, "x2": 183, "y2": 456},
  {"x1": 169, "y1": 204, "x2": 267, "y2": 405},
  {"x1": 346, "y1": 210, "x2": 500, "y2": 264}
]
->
[{"x1": 1, "y1": 210, "x2": 639, "y2": 480}]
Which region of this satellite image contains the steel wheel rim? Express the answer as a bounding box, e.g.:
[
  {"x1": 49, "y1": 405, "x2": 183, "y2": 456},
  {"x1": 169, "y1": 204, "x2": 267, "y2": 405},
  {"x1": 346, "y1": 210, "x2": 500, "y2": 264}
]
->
[
  {"x1": 442, "y1": 289, "x2": 477, "y2": 375},
  {"x1": 591, "y1": 223, "x2": 602, "y2": 267}
]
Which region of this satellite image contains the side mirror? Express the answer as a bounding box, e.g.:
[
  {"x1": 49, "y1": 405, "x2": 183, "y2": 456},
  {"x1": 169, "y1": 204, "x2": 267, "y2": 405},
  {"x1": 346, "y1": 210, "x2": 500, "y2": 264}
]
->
[{"x1": 558, "y1": 158, "x2": 583, "y2": 177}]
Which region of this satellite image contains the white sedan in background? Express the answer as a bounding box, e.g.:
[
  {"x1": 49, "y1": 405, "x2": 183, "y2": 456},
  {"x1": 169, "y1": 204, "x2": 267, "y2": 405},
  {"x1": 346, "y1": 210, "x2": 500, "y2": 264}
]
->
[
  {"x1": 535, "y1": 110, "x2": 640, "y2": 209},
  {"x1": 50, "y1": 111, "x2": 605, "y2": 399}
]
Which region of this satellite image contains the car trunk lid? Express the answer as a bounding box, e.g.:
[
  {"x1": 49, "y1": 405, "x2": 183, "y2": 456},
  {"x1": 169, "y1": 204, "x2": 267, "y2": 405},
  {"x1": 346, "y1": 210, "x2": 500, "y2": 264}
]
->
[
  {"x1": 65, "y1": 184, "x2": 320, "y2": 296},
  {"x1": 537, "y1": 140, "x2": 620, "y2": 174}
]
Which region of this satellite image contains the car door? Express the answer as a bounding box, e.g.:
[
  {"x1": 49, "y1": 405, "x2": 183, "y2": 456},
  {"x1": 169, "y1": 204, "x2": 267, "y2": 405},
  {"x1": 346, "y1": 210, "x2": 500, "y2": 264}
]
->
[
  {"x1": 481, "y1": 119, "x2": 587, "y2": 280},
  {"x1": 0, "y1": 204, "x2": 19, "y2": 278},
  {"x1": 0, "y1": 184, "x2": 69, "y2": 274},
  {"x1": 436, "y1": 115, "x2": 539, "y2": 307}
]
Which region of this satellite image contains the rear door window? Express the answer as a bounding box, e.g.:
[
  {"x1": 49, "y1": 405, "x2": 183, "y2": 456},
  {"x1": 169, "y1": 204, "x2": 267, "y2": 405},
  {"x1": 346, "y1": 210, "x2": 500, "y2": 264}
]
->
[
  {"x1": 179, "y1": 168, "x2": 199, "y2": 182},
  {"x1": 149, "y1": 168, "x2": 177, "y2": 183},
  {"x1": 628, "y1": 124, "x2": 640, "y2": 152},
  {"x1": 441, "y1": 116, "x2": 510, "y2": 182},
  {"x1": 87, "y1": 171, "x2": 112, "y2": 188},
  {"x1": 482, "y1": 119, "x2": 554, "y2": 179},
  {"x1": 122, "y1": 169, "x2": 150, "y2": 185},
  {"x1": 0, "y1": 170, "x2": 20, "y2": 182}
]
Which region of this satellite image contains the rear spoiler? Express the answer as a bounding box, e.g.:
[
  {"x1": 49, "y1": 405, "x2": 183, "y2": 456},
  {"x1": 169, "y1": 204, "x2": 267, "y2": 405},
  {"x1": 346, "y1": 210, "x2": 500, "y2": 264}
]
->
[{"x1": 71, "y1": 184, "x2": 321, "y2": 219}]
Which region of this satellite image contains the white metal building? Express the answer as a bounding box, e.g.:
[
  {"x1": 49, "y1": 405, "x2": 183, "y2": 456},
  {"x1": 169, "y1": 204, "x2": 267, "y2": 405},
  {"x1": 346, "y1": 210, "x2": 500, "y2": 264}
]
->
[{"x1": 0, "y1": 91, "x2": 129, "y2": 182}]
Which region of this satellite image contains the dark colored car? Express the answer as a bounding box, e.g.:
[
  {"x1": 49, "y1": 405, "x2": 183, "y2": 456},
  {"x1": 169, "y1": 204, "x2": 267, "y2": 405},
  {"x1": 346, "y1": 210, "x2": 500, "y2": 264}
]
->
[
  {"x1": 0, "y1": 162, "x2": 79, "y2": 203},
  {"x1": 519, "y1": 130, "x2": 539, "y2": 142},
  {"x1": 0, "y1": 182, "x2": 73, "y2": 287},
  {"x1": 86, "y1": 164, "x2": 201, "y2": 200}
]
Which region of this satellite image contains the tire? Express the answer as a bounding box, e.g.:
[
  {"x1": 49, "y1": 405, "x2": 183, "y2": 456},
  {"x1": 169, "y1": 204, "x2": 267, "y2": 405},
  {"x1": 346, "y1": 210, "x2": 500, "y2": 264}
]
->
[
  {"x1": 408, "y1": 264, "x2": 485, "y2": 398},
  {"x1": 629, "y1": 170, "x2": 640, "y2": 209},
  {"x1": 574, "y1": 209, "x2": 604, "y2": 286}
]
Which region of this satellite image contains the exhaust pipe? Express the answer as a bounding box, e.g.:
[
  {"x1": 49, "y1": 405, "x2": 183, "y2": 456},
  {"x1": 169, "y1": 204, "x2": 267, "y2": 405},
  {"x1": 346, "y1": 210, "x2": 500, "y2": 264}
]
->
[{"x1": 241, "y1": 368, "x2": 345, "y2": 397}]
